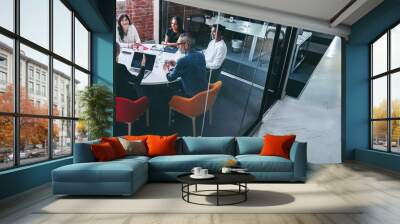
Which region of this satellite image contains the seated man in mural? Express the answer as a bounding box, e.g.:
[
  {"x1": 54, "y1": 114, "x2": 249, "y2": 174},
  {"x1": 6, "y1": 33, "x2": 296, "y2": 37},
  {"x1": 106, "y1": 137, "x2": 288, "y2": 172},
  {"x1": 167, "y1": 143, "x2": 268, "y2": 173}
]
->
[
  {"x1": 164, "y1": 34, "x2": 208, "y2": 98},
  {"x1": 204, "y1": 24, "x2": 227, "y2": 82},
  {"x1": 115, "y1": 43, "x2": 146, "y2": 99}
]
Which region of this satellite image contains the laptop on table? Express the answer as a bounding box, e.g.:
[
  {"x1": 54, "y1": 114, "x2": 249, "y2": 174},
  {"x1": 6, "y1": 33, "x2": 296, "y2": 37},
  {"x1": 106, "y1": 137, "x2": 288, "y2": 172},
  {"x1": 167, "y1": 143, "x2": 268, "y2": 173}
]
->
[{"x1": 129, "y1": 52, "x2": 156, "y2": 78}]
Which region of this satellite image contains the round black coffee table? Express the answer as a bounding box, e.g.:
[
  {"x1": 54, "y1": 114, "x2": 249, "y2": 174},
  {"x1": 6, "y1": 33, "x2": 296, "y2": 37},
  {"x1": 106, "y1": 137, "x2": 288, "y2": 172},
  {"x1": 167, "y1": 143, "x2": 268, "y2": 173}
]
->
[{"x1": 177, "y1": 173, "x2": 255, "y2": 206}]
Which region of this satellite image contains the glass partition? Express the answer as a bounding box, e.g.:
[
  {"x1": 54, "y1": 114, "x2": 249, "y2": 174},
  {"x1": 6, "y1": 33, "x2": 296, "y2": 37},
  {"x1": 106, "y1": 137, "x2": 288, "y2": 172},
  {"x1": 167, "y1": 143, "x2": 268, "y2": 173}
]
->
[{"x1": 114, "y1": 0, "x2": 293, "y2": 137}]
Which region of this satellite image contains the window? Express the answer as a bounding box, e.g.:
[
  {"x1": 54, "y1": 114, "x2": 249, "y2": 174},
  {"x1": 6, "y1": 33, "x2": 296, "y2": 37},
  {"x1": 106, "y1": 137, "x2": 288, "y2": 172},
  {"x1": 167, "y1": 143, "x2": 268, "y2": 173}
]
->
[
  {"x1": 42, "y1": 85, "x2": 46, "y2": 97},
  {"x1": 0, "y1": 35, "x2": 14, "y2": 113},
  {"x1": 74, "y1": 69, "x2": 89, "y2": 118},
  {"x1": 370, "y1": 21, "x2": 400, "y2": 154},
  {"x1": 53, "y1": 0, "x2": 72, "y2": 60},
  {"x1": 35, "y1": 70, "x2": 41, "y2": 81},
  {"x1": 53, "y1": 59, "x2": 72, "y2": 117},
  {"x1": 0, "y1": 55, "x2": 7, "y2": 67},
  {"x1": 28, "y1": 81, "x2": 34, "y2": 94},
  {"x1": 28, "y1": 67, "x2": 34, "y2": 80},
  {"x1": 0, "y1": 1, "x2": 91, "y2": 170},
  {"x1": 74, "y1": 18, "x2": 89, "y2": 70},
  {"x1": 0, "y1": 0, "x2": 14, "y2": 31},
  {"x1": 36, "y1": 84, "x2": 40, "y2": 95},
  {"x1": 0, "y1": 71, "x2": 6, "y2": 85},
  {"x1": 0, "y1": 53, "x2": 7, "y2": 87},
  {"x1": 20, "y1": 0, "x2": 49, "y2": 49}
]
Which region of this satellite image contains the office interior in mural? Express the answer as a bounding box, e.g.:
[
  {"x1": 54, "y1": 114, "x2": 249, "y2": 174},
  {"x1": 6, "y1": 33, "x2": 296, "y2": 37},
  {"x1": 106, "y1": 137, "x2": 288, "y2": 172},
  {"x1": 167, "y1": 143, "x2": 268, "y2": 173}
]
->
[{"x1": 113, "y1": 0, "x2": 338, "y2": 140}]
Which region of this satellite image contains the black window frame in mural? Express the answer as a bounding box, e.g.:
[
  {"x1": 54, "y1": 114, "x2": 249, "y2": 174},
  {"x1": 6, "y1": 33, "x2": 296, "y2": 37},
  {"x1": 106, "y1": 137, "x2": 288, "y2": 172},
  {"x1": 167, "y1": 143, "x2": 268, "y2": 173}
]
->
[
  {"x1": 0, "y1": 0, "x2": 92, "y2": 171},
  {"x1": 369, "y1": 19, "x2": 400, "y2": 154}
]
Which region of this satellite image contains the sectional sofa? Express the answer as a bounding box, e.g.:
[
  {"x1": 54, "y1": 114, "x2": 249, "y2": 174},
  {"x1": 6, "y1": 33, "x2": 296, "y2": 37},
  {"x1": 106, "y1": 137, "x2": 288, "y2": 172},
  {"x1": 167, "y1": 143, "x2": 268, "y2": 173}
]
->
[{"x1": 52, "y1": 137, "x2": 307, "y2": 196}]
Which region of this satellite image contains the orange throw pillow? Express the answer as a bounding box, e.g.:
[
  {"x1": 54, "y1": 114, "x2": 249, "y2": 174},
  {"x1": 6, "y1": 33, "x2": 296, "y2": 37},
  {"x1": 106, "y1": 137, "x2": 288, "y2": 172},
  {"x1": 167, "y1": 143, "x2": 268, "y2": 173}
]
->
[
  {"x1": 91, "y1": 142, "x2": 117, "y2": 161},
  {"x1": 260, "y1": 134, "x2": 296, "y2": 159},
  {"x1": 101, "y1": 137, "x2": 127, "y2": 158},
  {"x1": 146, "y1": 134, "x2": 178, "y2": 157}
]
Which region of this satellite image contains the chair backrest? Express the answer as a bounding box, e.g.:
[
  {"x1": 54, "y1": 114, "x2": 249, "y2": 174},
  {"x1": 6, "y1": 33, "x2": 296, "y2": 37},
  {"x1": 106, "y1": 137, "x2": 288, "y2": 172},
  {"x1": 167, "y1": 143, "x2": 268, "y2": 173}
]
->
[
  {"x1": 115, "y1": 96, "x2": 149, "y2": 123},
  {"x1": 191, "y1": 81, "x2": 222, "y2": 113},
  {"x1": 115, "y1": 97, "x2": 133, "y2": 123},
  {"x1": 205, "y1": 81, "x2": 222, "y2": 111}
]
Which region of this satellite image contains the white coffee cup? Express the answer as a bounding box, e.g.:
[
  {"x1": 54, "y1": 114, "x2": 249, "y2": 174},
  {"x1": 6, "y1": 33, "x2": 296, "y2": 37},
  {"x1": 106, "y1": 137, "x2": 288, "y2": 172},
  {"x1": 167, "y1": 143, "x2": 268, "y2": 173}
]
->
[
  {"x1": 200, "y1": 169, "x2": 208, "y2": 176},
  {"x1": 221, "y1": 167, "x2": 232, "y2": 174},
  {"x1": 191, "y1": 167, "x2": 202, "y2": 176}
]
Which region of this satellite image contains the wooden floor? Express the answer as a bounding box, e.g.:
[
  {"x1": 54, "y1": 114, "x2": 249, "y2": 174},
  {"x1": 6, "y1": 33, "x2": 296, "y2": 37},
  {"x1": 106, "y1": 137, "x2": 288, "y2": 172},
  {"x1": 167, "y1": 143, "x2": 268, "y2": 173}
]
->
[{"x1": 1, "y1": 162, "x2": 400, "y2": 224}]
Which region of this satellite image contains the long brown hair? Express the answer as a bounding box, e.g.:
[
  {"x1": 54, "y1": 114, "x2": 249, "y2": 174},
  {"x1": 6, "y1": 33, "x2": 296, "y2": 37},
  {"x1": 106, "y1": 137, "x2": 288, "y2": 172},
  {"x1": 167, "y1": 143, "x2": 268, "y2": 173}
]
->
[{"x1": 117, "y1": 14, "x2": 131, "y2": 41}]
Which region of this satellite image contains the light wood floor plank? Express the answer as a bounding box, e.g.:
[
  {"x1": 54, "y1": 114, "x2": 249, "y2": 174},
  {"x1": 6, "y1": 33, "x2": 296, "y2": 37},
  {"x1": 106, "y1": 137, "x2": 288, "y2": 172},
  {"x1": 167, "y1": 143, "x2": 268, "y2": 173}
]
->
[{"x1": 1, "y1": 162, "x2": 400, "y2": 224}]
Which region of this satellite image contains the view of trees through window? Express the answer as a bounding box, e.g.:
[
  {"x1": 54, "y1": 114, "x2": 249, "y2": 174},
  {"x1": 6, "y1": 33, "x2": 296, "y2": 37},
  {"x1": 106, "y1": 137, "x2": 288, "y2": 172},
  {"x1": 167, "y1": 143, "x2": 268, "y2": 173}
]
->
[
  {"x1": 371, "y1": 23, "x2": 400, "y2": 153},
  {"x1": 0, "y1": 0, "x2": 91, "y2": 170}
]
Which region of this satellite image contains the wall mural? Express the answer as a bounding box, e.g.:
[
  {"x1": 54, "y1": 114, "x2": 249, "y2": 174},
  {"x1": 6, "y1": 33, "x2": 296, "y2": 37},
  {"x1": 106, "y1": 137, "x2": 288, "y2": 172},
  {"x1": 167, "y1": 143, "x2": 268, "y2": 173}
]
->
[
  {"x1": 113, "y1": 1, "x2": 341, "y2": 163},
  {"x1": 114, "y1": 0, "x2": 275, "y2": 137}
]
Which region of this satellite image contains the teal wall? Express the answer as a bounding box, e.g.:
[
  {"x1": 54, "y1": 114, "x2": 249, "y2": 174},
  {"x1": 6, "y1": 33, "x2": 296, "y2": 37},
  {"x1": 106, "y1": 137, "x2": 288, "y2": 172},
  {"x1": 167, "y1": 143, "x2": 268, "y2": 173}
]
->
[
  {"x1": 0, "y1": 158, "x2": 72, "y2": 199},
  {"x1": 0, "y1": 0, "x2": 114, "y2": 200},
  {"x1": 344, "y1": 0, "x2": 400, "y2": 171}
]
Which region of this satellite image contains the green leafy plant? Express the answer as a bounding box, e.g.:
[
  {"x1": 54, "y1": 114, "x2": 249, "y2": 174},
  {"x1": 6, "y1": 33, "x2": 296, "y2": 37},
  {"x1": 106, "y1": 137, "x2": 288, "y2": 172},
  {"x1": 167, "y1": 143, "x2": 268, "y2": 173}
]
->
[{"x1": 79, "y1": 84, "x2": 113, "y2": 140}]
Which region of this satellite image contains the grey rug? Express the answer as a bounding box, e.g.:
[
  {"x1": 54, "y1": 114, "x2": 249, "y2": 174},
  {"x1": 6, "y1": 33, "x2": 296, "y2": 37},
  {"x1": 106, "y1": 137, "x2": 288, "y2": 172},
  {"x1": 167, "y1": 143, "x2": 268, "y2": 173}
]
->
[{"x1": 38, "y1": 183, "x2": 362, "y2": 214}]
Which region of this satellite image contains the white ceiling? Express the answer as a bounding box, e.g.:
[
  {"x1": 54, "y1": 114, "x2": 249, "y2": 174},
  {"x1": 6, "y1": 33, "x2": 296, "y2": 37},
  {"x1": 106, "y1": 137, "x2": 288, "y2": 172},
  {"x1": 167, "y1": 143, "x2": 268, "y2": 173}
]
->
[
  {"x1": 167, "y1": 0, "x2": 384, "y2": 38},
  {"x1": 224, "y1": 0, "x2": 353, "y2": 23}
]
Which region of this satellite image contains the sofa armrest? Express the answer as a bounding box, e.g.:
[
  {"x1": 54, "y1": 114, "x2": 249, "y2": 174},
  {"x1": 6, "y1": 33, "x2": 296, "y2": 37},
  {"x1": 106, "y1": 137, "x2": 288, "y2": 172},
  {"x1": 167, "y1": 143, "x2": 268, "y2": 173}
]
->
[
  {"x1": 289, "y1": 142, "x2": 307, "y2": 181},
  {"x1": 73, "y1": 140, "x2": 100, "y2": 163}
]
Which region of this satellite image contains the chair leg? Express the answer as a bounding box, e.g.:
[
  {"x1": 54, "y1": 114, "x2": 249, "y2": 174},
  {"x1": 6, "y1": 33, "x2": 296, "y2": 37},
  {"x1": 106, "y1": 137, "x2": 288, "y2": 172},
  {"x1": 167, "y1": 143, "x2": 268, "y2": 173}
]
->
[
  {"x1": 168, "y1": 107, "x2": 172, "y2": 127},
  {"x1": 192, "y1": 117, "x2": 196, "y2": 137},
  {"x1": 127, "y1": 122, "x2": 132, "y2": 136},
  {"x1": 146, "y1": 109, "x2": 150, "y2": 127},
  {"x1": 209, "y1": 108, "x2": 212, "y2": 125}
]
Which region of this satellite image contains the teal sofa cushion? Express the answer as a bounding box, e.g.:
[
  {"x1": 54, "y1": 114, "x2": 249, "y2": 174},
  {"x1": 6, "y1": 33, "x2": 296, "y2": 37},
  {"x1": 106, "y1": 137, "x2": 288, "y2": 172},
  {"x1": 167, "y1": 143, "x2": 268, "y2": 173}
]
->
[
  {"x1": 236, "y1": 137, "x2": 263, "y2": 155},
  {"x1": 182, "y1": 137, "x2": 235, "y2": 155},
  {"x1": 53, "y1": 159, "x2": 147, "y2": 183},
  {"x1": 236, "y1": 155, "x2": 293, "y2": 172},
  {"x1": 149, "y1": 154, "x2": 235, "y2": 172}
]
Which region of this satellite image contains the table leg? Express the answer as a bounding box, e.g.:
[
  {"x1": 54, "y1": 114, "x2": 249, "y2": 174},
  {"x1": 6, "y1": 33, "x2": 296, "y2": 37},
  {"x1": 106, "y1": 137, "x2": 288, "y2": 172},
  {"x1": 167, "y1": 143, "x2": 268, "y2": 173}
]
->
[
  {"x1": 195, "y1": 184, "x2": 198, "y2": 192},
  {"x1": 245, "y1": 183, "x2": 248, "y2": 201},
  {"x1": 217, "y1": 184, "x2": 220, "y2": 206}
]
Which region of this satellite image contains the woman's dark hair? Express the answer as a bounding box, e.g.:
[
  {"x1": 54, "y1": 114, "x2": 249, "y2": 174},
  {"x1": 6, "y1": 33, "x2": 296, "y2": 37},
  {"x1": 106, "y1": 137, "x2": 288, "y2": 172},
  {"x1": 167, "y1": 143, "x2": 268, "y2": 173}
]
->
[
  {"x1": 171, "y1": 16, "x2": 183, "y2": 34},
  {"x1": 117, "y1": 14, "x2": 132, "y2": 41}
]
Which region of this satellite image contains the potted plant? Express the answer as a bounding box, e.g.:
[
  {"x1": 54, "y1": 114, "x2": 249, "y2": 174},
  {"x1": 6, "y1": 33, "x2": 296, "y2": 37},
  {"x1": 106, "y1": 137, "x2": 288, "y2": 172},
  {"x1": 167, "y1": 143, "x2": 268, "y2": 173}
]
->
[{"x1": 79, "y1": 84, "x2": 113, "y2": 140}]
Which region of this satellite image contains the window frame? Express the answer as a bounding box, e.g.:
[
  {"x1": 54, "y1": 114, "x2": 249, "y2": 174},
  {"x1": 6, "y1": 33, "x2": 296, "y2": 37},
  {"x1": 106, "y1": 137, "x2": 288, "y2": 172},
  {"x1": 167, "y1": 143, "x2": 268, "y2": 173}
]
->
[
  {"x1": 369, "y1": 19, "x2": 400, "y2": 154},
  {"x1": 0, "y1": 0, "x2": 92, "y2": 171}
]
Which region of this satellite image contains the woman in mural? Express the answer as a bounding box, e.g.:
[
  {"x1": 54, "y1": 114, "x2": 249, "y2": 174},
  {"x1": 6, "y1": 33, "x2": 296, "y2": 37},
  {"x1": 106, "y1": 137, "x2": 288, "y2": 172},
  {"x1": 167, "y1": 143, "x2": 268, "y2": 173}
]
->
[
  {"x1": 161, "y1": 16, "x2": 184, "y2": 47},
  {"x1": 116, "y1": 14, "x2": 141, "y2": 48}
]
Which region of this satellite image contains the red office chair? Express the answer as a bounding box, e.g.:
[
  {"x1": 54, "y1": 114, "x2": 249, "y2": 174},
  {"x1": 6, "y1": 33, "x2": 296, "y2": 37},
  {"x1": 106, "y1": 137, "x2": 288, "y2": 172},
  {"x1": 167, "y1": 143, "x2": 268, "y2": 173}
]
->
[{"x1": 115, "y1": 97, "x2": 150, "y2": 135}]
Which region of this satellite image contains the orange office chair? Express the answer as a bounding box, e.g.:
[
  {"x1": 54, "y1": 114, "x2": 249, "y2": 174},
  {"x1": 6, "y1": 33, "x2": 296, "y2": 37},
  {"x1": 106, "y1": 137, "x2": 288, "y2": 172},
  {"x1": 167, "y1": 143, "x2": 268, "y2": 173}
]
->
[
  {"x1": 168, "y1": 81, "x2": 222, "y2": 136},
  {"x1": 115, "y1": 96, "x2": 150, "y2": 135}
]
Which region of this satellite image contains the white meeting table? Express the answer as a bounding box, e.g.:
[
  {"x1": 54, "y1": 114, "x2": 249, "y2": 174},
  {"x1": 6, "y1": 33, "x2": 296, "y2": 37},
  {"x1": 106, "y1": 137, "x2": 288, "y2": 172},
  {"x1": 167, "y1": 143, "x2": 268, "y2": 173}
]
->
[{"x1": 117, "y1": 44, "x2": 183, "y2": 85}]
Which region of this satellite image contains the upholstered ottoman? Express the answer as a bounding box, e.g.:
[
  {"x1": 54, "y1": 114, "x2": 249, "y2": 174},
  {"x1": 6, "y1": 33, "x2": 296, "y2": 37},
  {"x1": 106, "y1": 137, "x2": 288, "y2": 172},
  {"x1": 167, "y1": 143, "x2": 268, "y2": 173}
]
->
[{"x1": 52, "y1": 156, "x2": 148, "y2": 196}]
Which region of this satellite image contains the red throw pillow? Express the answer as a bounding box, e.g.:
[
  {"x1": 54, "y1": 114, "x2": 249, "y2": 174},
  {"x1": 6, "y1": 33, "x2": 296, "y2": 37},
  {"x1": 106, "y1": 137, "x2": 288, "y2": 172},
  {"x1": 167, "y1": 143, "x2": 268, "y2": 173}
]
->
[
  {"x1": 91, "y1": 142, "x2": 117, "y2": 161},
  {"x1": 101, "y1": 137, "x2": 127, "y2": 158},
  {"x1": 146, "y1": 134, "x2": 178, "y2": 157},
  {"x1": 260, "y1": 134, "x2": 296, "y2": 159}
]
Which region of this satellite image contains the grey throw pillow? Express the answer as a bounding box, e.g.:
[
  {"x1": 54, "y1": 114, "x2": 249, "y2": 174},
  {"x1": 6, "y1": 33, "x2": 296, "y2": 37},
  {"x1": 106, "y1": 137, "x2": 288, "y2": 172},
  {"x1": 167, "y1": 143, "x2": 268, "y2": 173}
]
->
[{"x1": 118, "y1": 137, "x2": 147, "y2": 156}]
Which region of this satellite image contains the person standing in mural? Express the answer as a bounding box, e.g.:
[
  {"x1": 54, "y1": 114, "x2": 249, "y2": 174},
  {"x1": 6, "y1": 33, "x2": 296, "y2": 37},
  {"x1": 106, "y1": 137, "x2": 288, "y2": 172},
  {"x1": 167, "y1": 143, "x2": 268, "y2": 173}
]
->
[
  {"x1": 204, "y1": 24, "x2": 227, "y2": 82},
  {"x1": 161, "y1": 16, "x2": 184, "y2": 47},
  {"x1": 164, "y1": 34, "x2": 207, "y2": 97},
  {"x1": 116, "y1": 14, "x2": 141, "y2": 48},
  {"x1": 115, "y1": 43, "x2": 146, "y2": 99}
]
